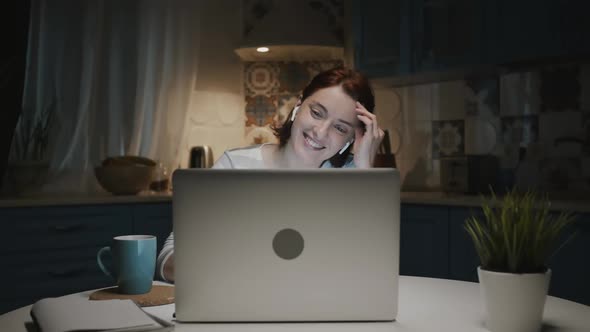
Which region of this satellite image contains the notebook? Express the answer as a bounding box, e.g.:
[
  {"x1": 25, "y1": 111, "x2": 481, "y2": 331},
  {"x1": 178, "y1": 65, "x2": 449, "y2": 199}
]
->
[
  {"x1": 30, "y1": 296, "x2": 173, "y2": 332},
  {"x1": 172, "y1": 168, "x2": 400, "y2": 322}
]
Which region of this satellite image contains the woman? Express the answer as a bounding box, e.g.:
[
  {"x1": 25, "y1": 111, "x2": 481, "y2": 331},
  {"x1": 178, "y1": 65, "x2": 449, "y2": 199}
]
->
[{"x1": 157, "y1": 67, "x2": 384, "y2": 282}]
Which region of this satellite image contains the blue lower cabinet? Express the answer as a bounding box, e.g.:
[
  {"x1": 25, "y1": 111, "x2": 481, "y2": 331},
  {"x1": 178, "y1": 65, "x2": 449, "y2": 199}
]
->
[
  {"x1": 449, "y1": 207, "x2": 590, "y2": 306},
  {"x1": 0, "y1": 202, "x2": 174, "y2": 315},
  {"x1": 547, "y1": 213, "x2": 590, "y2": 306},
  {"x1": 131, "y1": 203, "x2": 173, "y2": 255},
  {"x1": 0, "y1": 205, "x2": 133, "y2": 254},
  {"x1": 1, "y1": 200, "x2": 587, "y2": 313},
  {"x1": 400, "y1": 204, "x2": 449, "y2": 278},
  {"x1": 448, "y1": 207, "x2": 482, "y2": 282},
  {"x1": 0, "y1": 246, "x2": 114, "y2": 313}
]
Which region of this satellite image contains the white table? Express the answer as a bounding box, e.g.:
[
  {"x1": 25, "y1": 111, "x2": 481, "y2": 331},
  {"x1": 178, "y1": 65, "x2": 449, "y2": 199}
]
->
[{"x1": 1, "y1": 276, "x2": 588, "y2": 332}]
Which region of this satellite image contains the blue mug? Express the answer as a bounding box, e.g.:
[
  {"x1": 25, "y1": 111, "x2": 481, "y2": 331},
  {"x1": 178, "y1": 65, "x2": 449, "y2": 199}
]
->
[{"x1": 97, "y1": 235, "x2": 156, "y2": 294}]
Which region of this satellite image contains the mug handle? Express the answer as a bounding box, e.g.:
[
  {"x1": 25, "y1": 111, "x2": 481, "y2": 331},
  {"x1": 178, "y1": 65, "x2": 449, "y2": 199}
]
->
[{"x1": 97, "y1": 246, "x2": 114, "y2": 279}]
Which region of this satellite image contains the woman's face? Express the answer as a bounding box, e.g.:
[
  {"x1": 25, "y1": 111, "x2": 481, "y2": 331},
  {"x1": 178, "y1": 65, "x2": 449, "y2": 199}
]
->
[{"x1": 289, "y1": 85, "x2": 360, "y2": 167}]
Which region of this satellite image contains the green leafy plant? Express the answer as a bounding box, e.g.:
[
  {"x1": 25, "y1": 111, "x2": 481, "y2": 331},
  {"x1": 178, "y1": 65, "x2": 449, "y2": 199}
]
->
[
  {"x1": 12, "y1": 97, "x2": 56, "y2": 161},
  {"x1": 464, "y1": 188, "x2": 576, "y2": 274}
]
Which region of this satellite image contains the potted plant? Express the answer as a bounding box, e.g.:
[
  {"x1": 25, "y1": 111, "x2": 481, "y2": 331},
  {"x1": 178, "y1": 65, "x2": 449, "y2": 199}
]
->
[
  {"x1": 464, "y1": 188, "x2": 576, "y2": 332},
  {"x1": 6, "y1": 98, "x2": 56, "y2": 195}
]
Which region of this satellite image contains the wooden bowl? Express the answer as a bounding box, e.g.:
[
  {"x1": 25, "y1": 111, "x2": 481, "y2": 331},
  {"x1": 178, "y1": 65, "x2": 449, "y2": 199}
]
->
[
  {"x1": 94, "y1": 164, "x2": 155, "y2": 195},
  {"x1": 102, "y1": 156, "x2": 156, "y2": 167}
]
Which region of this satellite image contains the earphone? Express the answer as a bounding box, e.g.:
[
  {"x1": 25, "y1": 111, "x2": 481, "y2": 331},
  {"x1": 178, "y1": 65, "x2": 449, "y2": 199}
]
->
[
  {"x1": 338, "y1": 139, "x2": 354, "y2": 154},
  {"x1": 290, "y1": 106, "x2": 300, "y2": 122}
]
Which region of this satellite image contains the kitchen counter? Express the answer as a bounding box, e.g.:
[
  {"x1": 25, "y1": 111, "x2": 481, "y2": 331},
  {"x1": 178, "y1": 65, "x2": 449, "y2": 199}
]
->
[
  {"x1": 0, "y1": 192, "x2": 172, "y2": 208},
  {"x1": 401, "y1": 191, "x2": 590, "y2": 213},
  {"x1": 1, "y1": 191, "x2": 588, "y2": 212},
  {"x1": 3, "y1": 277, "x2": 589, "y2": 332}
]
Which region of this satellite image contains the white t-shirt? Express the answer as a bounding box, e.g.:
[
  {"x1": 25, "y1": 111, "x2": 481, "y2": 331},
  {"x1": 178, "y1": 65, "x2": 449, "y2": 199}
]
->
[
  {"x1": 212, "y1": 143, "x2": 355, "y2": 169},
  {"x1": 156, "y1": 144, "x2": 354, "y2": 281}
]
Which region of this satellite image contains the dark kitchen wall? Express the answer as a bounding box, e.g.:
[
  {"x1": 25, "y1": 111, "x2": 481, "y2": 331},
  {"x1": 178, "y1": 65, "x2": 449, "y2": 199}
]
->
[
  {"x1": 0, "y1": 1, "x2": 31, "y2": 186},
  {"x1": 379, "y1": 62, "x2": 590, "y2": 195}
]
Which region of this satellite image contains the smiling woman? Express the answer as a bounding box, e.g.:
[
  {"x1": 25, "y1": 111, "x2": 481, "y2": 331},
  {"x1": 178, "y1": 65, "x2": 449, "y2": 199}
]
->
[
  {"x1": 208, "y1": 66, "x2": 383, "y2": 171},
  {"x1": 156, "y1": 66, "x2": 386, "y2": 282}
]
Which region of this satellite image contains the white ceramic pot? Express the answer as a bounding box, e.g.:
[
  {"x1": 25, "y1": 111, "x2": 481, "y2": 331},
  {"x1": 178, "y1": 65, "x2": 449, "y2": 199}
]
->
[{"x1": 478, "y1": 267, "x2": 551, "y2": 332}]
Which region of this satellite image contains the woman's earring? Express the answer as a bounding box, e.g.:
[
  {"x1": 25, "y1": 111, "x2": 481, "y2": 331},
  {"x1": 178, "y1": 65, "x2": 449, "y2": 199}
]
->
[
  {"x1": 290, "y1": 106, "x2": 300, "y2": 122},
  {"x1": 338, "y1": 140, "x2": 352, "y2": 155}
]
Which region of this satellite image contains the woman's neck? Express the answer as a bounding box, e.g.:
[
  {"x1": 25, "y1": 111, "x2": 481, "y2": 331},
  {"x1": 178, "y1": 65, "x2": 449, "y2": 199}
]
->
[{"x1": 270, "y1": 142, "x2": 319, "y2": 169}]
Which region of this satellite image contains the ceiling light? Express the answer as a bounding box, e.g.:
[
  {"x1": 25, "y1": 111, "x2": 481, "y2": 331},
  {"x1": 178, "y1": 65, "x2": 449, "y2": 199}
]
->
[{"x1": 235, "y1": 1, "x2": 343, "y2": 62}]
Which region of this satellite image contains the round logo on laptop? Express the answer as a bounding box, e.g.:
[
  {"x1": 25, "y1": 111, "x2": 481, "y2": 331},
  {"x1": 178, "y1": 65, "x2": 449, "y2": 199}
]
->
[{"x1": 272, "y1": 228, "x2": 304, "y2": 260}]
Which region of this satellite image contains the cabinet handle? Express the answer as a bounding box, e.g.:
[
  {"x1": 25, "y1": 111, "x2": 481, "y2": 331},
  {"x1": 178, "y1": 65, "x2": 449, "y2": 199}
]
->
[
  {"x1": 49, "y1": 224, "x2": 87, "y2": 233},
  {"x1": 48, "y1": 267, "x2": 87, "y2": 278}
]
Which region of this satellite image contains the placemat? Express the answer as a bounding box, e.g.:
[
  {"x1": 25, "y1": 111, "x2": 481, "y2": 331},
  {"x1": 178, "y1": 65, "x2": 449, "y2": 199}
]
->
[{"x1": 89, "y1": 285, "x2": 174, "y2": 307}]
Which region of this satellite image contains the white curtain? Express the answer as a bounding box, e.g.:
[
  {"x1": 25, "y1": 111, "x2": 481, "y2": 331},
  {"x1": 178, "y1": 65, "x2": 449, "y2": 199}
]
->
[{"x1": 7, "y1": 0, "x2": 200, "y2": 194}]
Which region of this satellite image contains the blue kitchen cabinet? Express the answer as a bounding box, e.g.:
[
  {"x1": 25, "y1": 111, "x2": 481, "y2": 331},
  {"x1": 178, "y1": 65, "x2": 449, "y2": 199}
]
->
[
  {"x1": 353, "y1": 0, "x2": 590, "y2": 81},
  {"x1": 400, "y1": 204, "x2": 449, "y2": 278},
  {"x1": 352, "y1": 0, "x2": 490, "y2": 79},
  {"x1": 492, "y1": 0, "x2": 590, "y2": 65},
  {"x1": 352, "y1": 0, "x2": 412, "y2": 78},
  {"x1": 0, "y1": 202, "x2": 173, "y2": 314},
  {"x1": 0, "y1": 204, "x2": 133, "y2": 314},
  {"x1": 131, "y1": 202, "x2": 173, "y2": 255},
  {"x1": 449, "y1": 206, "x2": 590, "y2": 305},
  {"x1": 406, "y1": 203, "x2": 590, "y2": 306},
  {"x1": 0, "y1": 246, "x2": 115, "y2": 314},
  {"x1": 448, "y1": 207, "x2": 482, "y2": 282},
  {"x1": 411, "y1": 0, "x2": 489, "y2": 73},
  {"x1": 0, "y1": 205, "x2": 132, "y2": 254},
  {"x1": 547, "y1": 213, "x2": 590, "y2": 306},
  {"x1": 558, "y1": 2, "x2": 590, "y2": 56},
  {"x1": 493, "y1": 0, "x2": 563, "y2": 64}
]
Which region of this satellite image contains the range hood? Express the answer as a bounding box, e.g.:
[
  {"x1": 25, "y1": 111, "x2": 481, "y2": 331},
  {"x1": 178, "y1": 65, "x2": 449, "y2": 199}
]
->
[{"x1": 235, "y1": 1, "x2": 344, "y2": 62}]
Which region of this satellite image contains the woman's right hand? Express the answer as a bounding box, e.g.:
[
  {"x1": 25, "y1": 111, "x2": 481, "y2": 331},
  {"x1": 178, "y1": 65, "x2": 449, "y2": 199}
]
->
[
  {"x1": 353, "y1": 102, "x2": 385, "y2": 168},
  {"x1": 163, "y1": 254, "x2": 175, "y2": 282}
]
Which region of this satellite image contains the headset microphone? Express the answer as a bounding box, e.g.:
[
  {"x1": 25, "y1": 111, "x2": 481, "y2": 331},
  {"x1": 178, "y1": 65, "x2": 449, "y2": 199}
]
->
[
  {"x1": 290, "y1": 106, "x2": 300, "y2": 122},
  {"x1": 338, "y1": 139, "x2": 353, "y2": 155}
]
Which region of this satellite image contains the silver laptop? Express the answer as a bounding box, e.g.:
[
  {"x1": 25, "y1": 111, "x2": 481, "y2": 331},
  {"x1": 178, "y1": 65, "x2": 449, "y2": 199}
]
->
[{"x1": 172, "y1": 169, "x2": 400, "y2": 322}]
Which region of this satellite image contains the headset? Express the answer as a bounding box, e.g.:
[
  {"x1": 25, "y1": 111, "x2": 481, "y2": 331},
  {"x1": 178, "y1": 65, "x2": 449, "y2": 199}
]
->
[
  {"x1": 291, "y1": 105, "x2": 353, "y2": 155},
  {"x1": 290, "y1": 106, "x2": 300, "y2": 122},
  {"x1": 338, "y1": 139, "x2": 353, "y2": 155}
]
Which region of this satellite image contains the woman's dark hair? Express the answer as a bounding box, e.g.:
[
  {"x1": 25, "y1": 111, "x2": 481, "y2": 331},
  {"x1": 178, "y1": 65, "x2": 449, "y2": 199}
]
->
[{"x1": 272, "y1": 66, "x2": 375, "y2": 168}]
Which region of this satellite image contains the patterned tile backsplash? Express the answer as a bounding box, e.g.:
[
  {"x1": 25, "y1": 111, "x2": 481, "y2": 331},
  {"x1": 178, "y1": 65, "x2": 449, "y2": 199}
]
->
[
  {"x1": 387, "y1": 63, "x2": 590, "y2": 194},
  {"x1": 241, "y1": 60, "x2": 590, "y2": 195},
  {"x1": 501, "y1": 115, "x2": 539, "y2": 146},
  {"x1": 432, "y1": 120, "x2": 464, "y2": 158},
  {"x1": 243, "y1": 60, "x2": 342, "y2": 145}
]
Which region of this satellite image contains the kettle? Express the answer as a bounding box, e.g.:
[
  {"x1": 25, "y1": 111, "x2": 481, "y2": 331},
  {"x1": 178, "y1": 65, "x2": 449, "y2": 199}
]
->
[{"x1": 189, "y1": 146, "x2": 214, "y2": 168}]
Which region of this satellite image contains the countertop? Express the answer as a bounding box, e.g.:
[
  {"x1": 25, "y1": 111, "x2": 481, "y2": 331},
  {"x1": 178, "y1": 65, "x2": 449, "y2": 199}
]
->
[
  {"x1": 2, "y1": 277, "x2": 589, "y2": 332},
  {"x1": 0, "y1": 192, "x2": 173, "y2": 208},
  {"x1": 400, "y1": 191, "x2": 590, "y2": 213},
  {"x1": 1, "y1": 191, "x2": 588, "y2": 212}
]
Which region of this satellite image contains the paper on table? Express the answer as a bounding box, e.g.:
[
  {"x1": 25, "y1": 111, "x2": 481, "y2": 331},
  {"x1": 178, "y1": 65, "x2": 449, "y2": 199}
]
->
[{"x1": 30, "y1": 296, "x2": 172, "y2": 332}]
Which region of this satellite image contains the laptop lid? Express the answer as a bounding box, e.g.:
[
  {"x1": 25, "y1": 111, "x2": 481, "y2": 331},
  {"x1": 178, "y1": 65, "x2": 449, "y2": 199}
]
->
[{"x1": 173, "y1": 169, "x2": 400, "y2": 322}]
